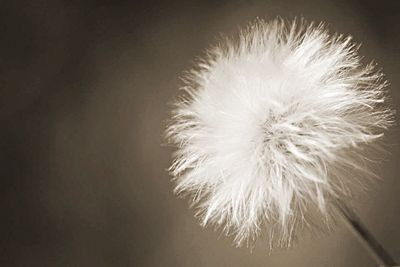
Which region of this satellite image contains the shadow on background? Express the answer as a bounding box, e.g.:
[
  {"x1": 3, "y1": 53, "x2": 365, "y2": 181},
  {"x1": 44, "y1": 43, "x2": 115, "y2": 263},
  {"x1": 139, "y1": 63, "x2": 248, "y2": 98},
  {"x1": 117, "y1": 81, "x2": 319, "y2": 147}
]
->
[{"x1": 0, "y1": 0, "x2": 399, "y2": 266}]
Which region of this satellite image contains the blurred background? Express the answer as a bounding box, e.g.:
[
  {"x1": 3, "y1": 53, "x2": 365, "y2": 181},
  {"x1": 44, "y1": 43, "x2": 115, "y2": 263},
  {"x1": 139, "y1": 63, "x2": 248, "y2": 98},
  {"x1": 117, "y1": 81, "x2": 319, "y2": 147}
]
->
[{"x1": 0, "y1": 0, "x2": 399, "y2": 266}]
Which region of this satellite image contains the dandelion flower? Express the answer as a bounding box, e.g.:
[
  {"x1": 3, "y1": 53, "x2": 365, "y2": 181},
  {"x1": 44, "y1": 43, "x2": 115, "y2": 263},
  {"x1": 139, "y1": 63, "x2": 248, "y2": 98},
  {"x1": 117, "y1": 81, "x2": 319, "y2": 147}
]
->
[{"x1": 165, "y1": 18, "x2": 393, "y2": 247}]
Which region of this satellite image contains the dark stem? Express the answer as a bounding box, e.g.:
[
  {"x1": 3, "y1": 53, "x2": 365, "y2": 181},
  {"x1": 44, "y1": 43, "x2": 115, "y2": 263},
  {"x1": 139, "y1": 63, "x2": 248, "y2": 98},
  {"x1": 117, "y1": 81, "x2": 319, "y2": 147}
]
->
[{"x1": 335, "y1": 201, "x2": 398, "y2": 267}]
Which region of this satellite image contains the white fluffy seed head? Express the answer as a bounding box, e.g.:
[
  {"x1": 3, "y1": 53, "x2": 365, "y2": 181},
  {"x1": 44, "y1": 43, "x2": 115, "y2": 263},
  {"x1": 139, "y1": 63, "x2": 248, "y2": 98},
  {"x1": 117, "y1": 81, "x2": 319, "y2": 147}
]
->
[{"x1": 165, "y1": 18, "x2": 393, "y2": 247}]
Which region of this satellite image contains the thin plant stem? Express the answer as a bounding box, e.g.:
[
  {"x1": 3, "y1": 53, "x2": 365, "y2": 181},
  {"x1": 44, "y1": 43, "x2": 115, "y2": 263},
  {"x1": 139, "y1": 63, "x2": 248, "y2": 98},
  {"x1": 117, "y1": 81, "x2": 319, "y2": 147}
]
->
[{"x1": 335, "y1": 201, "x2": 398, "y2": 267}]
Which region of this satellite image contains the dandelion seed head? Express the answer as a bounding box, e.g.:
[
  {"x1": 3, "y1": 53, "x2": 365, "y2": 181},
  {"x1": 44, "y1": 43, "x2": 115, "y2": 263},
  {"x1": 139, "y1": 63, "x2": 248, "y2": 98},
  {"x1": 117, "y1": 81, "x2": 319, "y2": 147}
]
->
[{"x1": 165, "y1": 18, "x2": 393, "y2": 247}]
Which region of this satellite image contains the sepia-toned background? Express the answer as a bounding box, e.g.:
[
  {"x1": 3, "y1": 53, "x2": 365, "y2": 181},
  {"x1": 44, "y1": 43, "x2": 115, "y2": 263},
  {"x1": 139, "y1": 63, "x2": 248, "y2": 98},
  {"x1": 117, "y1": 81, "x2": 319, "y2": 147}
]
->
[{"x1": 0, "y1": 0, "x2": 399, "y2": 266}]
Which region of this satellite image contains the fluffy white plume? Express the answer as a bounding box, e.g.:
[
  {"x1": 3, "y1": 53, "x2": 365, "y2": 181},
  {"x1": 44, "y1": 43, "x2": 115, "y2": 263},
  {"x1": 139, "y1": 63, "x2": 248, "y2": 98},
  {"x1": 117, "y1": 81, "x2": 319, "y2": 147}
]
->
[{"x1": 166, "y1": 19, "x2": 393, "y2": 247}]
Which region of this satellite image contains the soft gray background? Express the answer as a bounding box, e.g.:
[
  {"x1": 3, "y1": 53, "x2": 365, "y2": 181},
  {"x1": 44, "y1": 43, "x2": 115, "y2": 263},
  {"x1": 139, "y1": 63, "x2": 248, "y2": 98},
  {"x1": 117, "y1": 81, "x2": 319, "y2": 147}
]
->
[{"x1": 1, "y1": 0, "x2": 399, "y2": 266}]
